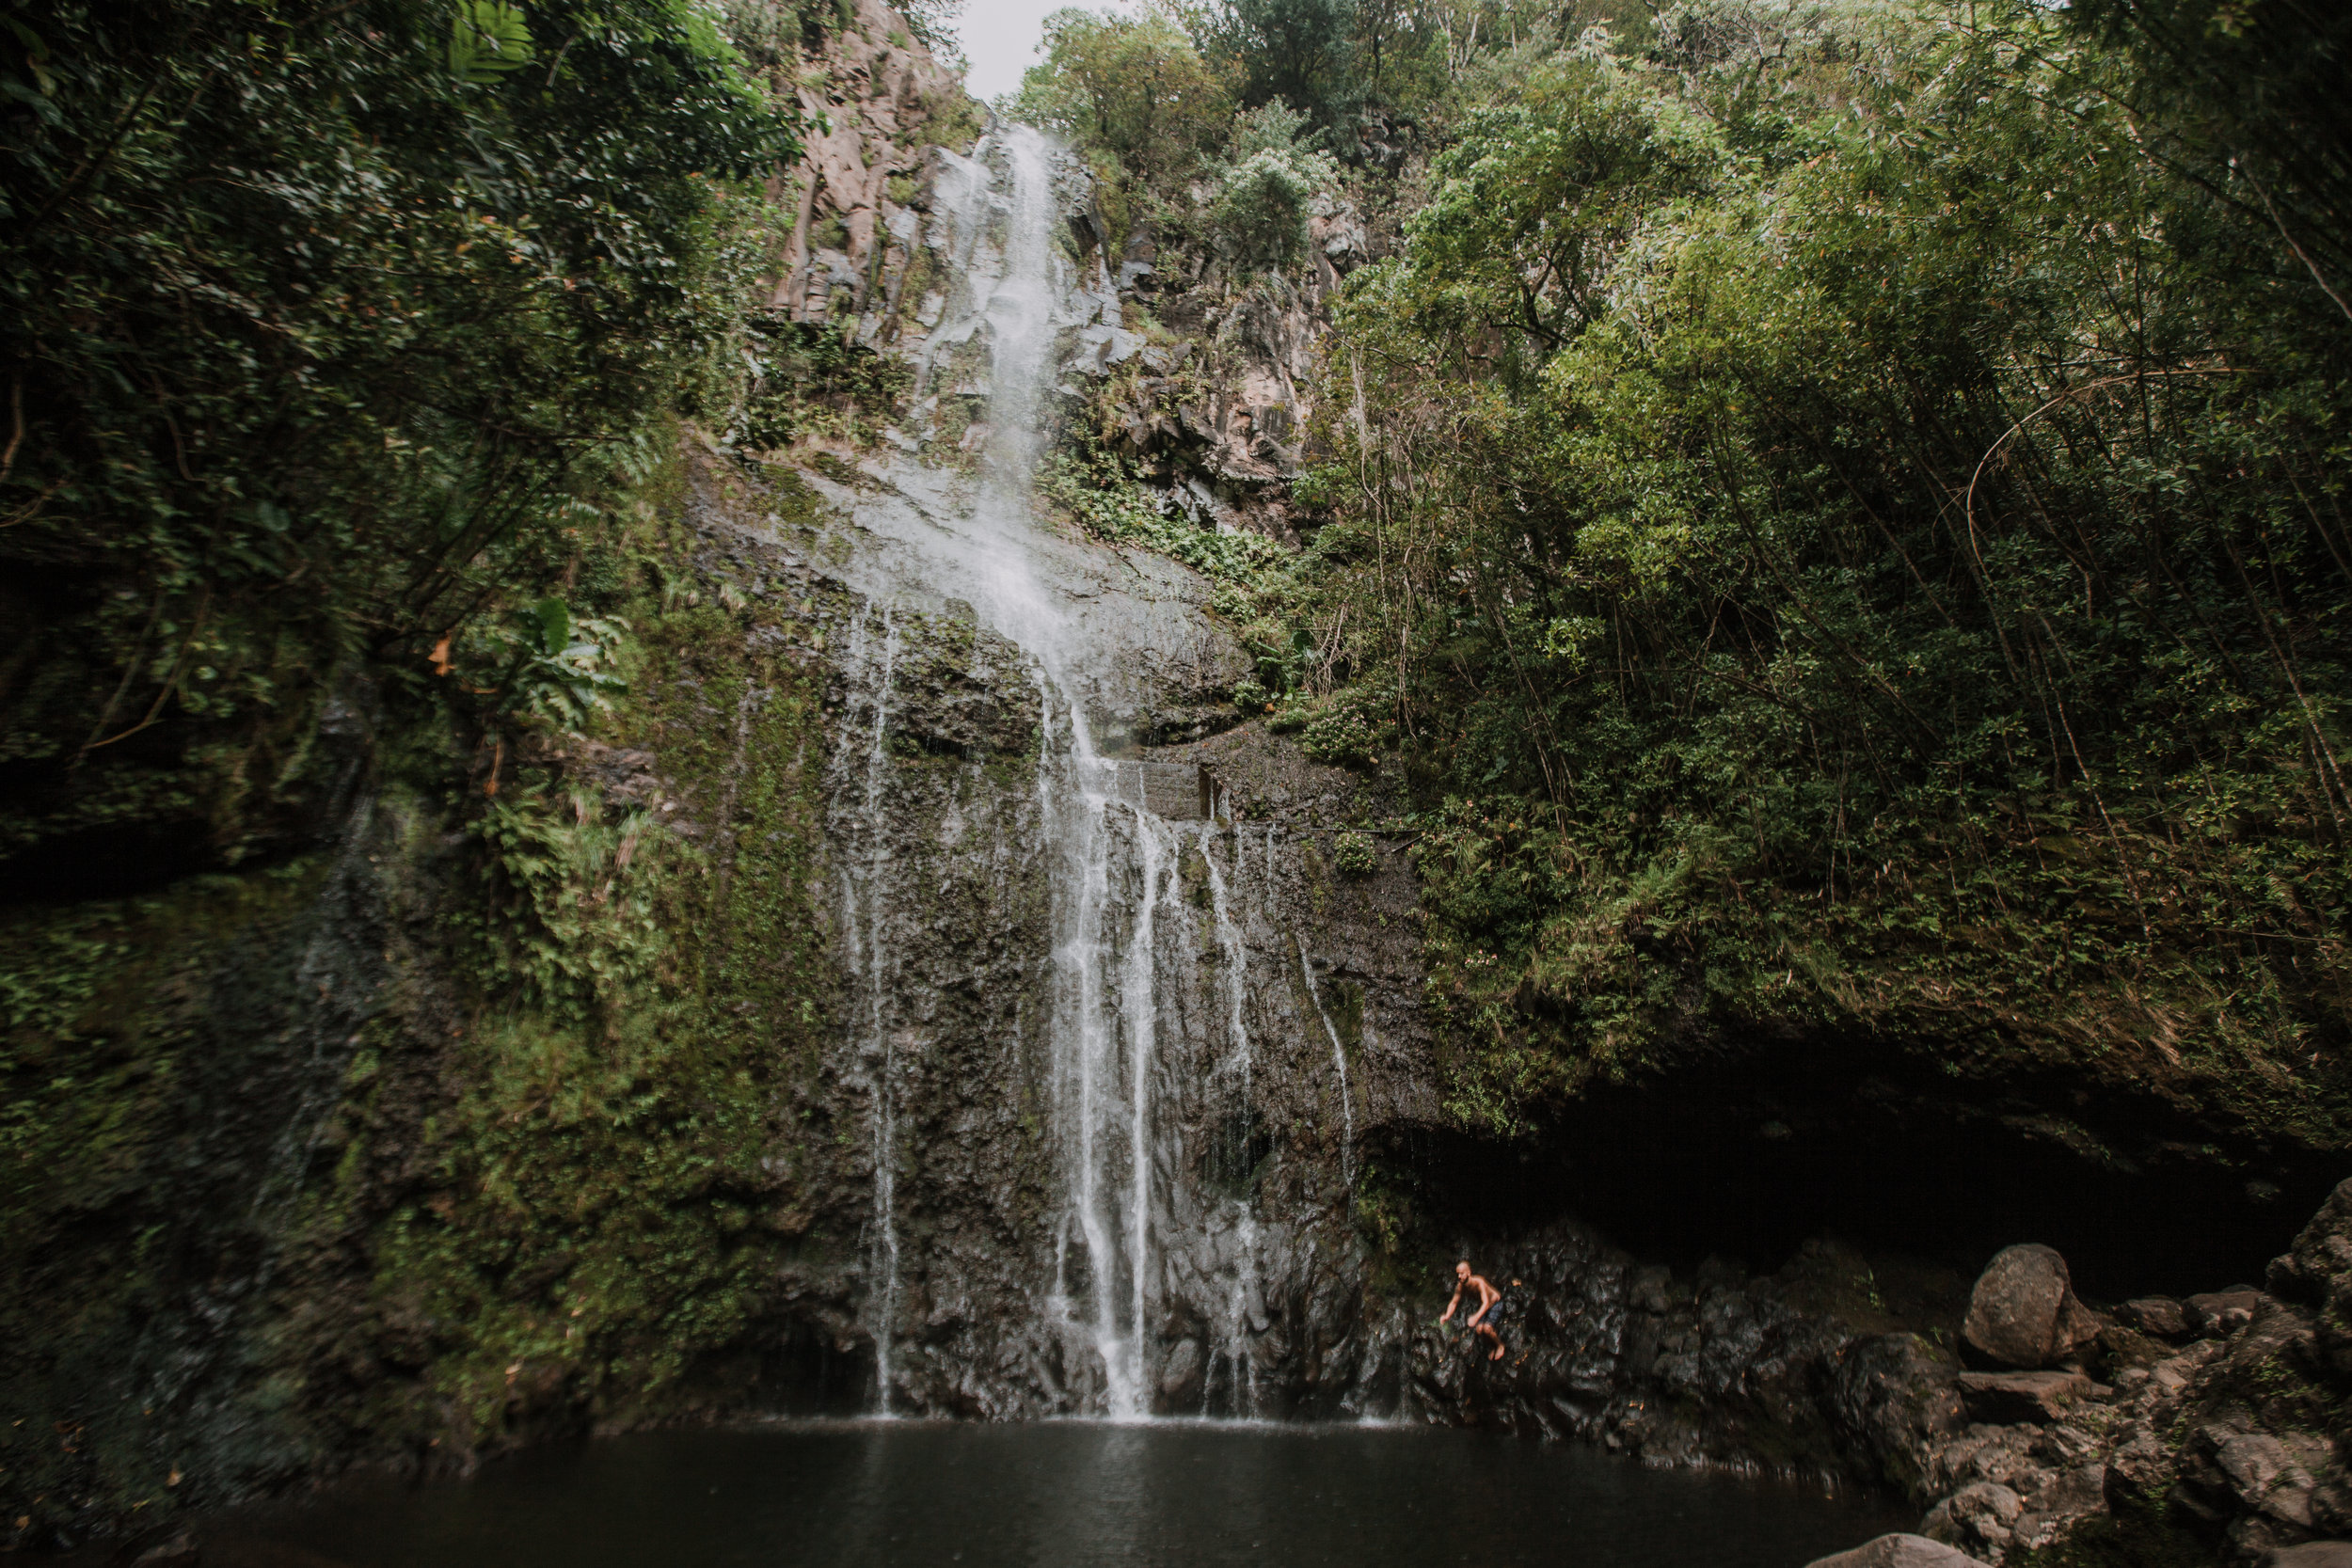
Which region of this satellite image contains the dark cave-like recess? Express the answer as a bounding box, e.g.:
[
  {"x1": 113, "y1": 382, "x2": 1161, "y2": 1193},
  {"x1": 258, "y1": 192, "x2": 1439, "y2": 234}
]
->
[{"x1": 1379, "y1": 1042, "x2": 2339, "y2": 1304}]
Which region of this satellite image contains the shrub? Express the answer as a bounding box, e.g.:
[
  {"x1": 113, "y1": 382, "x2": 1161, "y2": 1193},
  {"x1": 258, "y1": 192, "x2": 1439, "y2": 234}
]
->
[
  {"x1": 1334, "y1": 830, "x2": 1376, "y2": 878},
  {"x1": 1207, "y1": 102, "x2": 1337, "y2": 264},
  {"x1": 1301, "y1": 704, "x2": 1380, "y2": 768}
]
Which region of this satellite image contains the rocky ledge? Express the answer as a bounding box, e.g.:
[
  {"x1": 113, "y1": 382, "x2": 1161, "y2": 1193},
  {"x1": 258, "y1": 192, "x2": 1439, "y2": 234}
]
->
[
  {"x1": 1859, "y1": 1181, "x2": 2352, "y2": 1565},
  {"x1": 1392, "y1": 1180, "x2": 2352, "y2": 1566}
]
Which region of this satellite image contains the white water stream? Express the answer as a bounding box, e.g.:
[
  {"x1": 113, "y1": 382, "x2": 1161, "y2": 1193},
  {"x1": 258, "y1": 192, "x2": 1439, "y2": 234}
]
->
[
  {"x1": 837, "y1": 607, "x2": 904, "y2": 1411},
  {"x1": 823, "y1": 124, "x2": 1311, "y2": 1418}
]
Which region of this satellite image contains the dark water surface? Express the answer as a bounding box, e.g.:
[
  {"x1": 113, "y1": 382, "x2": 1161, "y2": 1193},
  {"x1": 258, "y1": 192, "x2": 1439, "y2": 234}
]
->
[{"x1": 199, "y1": 1422, "x2": 1913, "y2": 1568}]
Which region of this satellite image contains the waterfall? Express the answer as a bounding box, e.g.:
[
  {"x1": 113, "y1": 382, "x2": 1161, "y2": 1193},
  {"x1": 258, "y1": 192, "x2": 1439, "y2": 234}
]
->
[
  {"x1": 820, "y1": 121, "x2": 1326, "y2": 1421},
  {"x1": 835, "y1": 607, "x2": 905, "y2": 1411},
  {"x1": 901, "y1": 124, "x2": 1187, "y2": 1417},
  {"x1": 1202, "y1": 824, "x2": 1253, "y2": 1093},
  {"x1": 1299, "y1": 938, "x2": 1357, "y2": 1191}
]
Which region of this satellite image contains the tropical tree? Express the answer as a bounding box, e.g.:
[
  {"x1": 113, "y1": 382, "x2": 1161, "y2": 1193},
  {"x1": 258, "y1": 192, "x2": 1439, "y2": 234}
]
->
[{"x1": 1009, "y1": 8, "x2": 1233, "y2": 188}]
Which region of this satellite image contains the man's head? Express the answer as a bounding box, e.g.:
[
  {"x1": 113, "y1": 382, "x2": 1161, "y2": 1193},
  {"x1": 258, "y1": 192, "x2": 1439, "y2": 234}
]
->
[{"x1": 1455, "y1": 1260, "x2": 1471, "y2": 1280}]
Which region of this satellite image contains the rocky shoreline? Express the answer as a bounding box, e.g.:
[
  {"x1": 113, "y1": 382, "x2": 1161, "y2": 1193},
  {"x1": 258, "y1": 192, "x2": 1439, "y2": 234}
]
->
[{"x1": 1398, "y1": 1180, "x2": 2352, "y2": 1566}]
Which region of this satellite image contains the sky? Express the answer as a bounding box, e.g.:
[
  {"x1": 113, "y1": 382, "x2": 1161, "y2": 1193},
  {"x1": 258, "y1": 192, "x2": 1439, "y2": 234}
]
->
[{"x1": 950, "y1": 0, "x2": 1137, "y2": 104}]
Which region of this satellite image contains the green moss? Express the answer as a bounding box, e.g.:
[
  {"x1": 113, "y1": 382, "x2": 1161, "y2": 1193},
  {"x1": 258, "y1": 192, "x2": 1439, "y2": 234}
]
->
[
  {"x1": 1, "y1": 443, "x2": 852, "y2": 1536},
  {"x1": 304, "y1": 477, "x2": 840, "y2": 1450},
  {"x1": 0, "y1": 863, "x2": 333, "y2": 1528}
]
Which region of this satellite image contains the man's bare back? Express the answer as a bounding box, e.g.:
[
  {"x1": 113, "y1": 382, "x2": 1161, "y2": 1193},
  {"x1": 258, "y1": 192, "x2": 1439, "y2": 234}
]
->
[{"x1": 1439, "y1": 1259, "x2": 1506, "y2": 1360}]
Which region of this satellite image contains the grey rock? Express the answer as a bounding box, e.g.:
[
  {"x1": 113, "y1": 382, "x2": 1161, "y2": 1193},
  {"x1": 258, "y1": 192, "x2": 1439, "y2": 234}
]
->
[
  {"x1": 2268, "y1": 1544, "x2": 2352, "y2": 1568},
  {"x1": 1957, "y1": 1369, "x2": 2093, "y2": 1424},
  {"x1": 1963, "y1": 1244, "x2": 2102, "y2": 1369},
  {"x1": 1160, "y1": 1338, "x2": 1202, "y2": 1402},
  {"x1": 2181, "y1": 1423, "x2": 2322, "y2": 1529},
  {"x1": 2275, "y1": 1180, "x2": 2352, "y2": 1375},
  {"x1": 2119, "y1": 1296, "x2": 2189, "y2": 1338},
  {"x1": 1926, "y1": 1481, "x2": 2026, "y2": 1558},
  {"x1": 2186, "y1": 1289, "x2": 2265, "y2": 1338},
  {"x1": 1805, "y1": 1533, "x2": 1992, "y2": 1568},
  {"x1": 1831, "y1": 1334, "x2": 1965, "y2": 1492},
  {"x1": 2105, "y1": 1420, "x2": 2175, "y2": 1509}
]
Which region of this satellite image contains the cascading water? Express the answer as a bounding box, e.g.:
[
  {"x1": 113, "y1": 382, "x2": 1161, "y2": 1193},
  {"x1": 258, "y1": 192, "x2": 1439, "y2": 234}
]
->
[
  {"x1": 817, "y1": 120, "x2": 1348, "y2": 1420},
  {"x1": 919, "y1": 123, "x2": 1184, "y2": 1417},
  {"x1": 834, "y1": 607, "x2": 905, "y2": 1411},
  {"x1": 1298, "y1": 940, "x2": 1357, "y2": 1191}
]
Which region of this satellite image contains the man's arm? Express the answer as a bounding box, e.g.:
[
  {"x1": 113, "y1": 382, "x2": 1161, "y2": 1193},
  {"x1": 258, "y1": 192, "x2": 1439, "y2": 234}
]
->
[
  {"x1": 1439, "y1": 1283, "x2": 1464, "y2": 1322},
  {"x1": 1468, "y1": 1278, "x2": 1500, "y2": 1325}
]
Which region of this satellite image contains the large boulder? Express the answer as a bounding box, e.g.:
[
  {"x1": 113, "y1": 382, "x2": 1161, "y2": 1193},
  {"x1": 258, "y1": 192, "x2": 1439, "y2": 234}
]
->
[
  {"x1": 1804, "y1": 1534, "x2": 1991, "y2": 1568},
  {"x1": 2185, "y1": 1288, "x2": 2265, "y2": 1338},
  {"x1": 2118, "y1": 1295, "x2": 2189, "y2": 1338},
  {"x1": 1963, "y1": 1244, "x2": 2103, "y2": 1369}
]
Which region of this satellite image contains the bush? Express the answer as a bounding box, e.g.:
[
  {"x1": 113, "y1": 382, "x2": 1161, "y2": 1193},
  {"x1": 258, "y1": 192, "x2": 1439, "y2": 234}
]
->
[
  {"x1": 1300, "y1": 705, "x2": 1379, "y2": 767},
  {"x1": 1232, "y1": 678, "x2": 1271, "y2": 712},
  {"x1": 1207, "y1": 101, "x2": 1337, "y2": 264},
  {"x1": 1333, "y1": 830, "x2": 1376, "y2": 877},
  {"x1": 1037, "y1": 455, "x2": 1292, "y2": 586}
]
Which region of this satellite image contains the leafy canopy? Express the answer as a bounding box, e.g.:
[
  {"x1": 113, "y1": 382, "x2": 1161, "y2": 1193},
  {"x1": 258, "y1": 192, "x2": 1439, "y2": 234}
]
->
[{"x1": 0, "y1": 0, "x2": 798, "y2": 880}]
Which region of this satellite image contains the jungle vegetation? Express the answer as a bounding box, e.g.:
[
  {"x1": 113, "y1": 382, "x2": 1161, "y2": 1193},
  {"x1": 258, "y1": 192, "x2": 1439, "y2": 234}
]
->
[
  {"x1": 0, "y1": 0, "x2": 797, "y2": 898},
  {"x1": 1024, "y1": 0, "x2": 2352, "y2": 1140}
]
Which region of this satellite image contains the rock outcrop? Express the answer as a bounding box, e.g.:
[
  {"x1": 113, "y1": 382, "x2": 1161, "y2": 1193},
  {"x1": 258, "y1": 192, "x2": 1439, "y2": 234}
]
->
[
  {"x1": 1806, "y1": 1534, "x2": 1991, "y2": 1568},
  {"x1": 1962, "y1": 1244, "x2": 2104, "y2": 1370},
  {"x1": 1871, "y1": 1187, "x2": 2352, "y2": 1563}
]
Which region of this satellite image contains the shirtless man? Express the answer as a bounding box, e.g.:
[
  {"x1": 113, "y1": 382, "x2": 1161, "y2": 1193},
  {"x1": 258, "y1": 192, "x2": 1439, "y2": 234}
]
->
[{"x1": 1440, "y1": 1259, "x2": 1506, "y2": 1360}]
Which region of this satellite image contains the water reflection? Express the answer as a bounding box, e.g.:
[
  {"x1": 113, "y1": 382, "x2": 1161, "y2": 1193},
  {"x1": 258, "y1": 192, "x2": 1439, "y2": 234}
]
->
[{"x1": 199, "y1": 1422, "x2": 1914, "y2": 1568}]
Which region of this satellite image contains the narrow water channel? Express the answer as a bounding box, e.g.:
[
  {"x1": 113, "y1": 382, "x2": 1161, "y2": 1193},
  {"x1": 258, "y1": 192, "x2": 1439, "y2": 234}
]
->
[{"x1": 196, "y1": 1423, "x2": 1914, "y2": 1568}]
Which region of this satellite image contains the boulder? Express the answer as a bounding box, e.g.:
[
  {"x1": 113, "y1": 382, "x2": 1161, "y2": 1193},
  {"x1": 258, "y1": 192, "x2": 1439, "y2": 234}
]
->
[
  {"x1": 2185, "y1": 1289, "x2": 2265, "y2": 1338},
  {"x1": 1956, "y1": 1369, "x2": 2094, "y2": 1424},
  {"x1": 2269, "y1": 1544, "x2": 2352, "y2": 1568},
  {"x1": 1925, "y1": 1481, "x2": 2026, "y2": 1560},
  {"x1": 2268, "y1": 1180, "x2": 2352, "y2": 1379},
  {"x1": 1830, "y1": 1333, "x2": 1966, "y2": 1494},
  {"x1": 1804, "y1": 1534, "x2": 1992, "y2": 1568},
  {"x1": 2106, "y1": 1419, "x2": 2177, "y2": 1509},
  {"x1": 1158, "y1": 1338, "x2": 1203, "y2": 1403},
  {"x1": 1963, "y1": 1244, "x2": 2103, "y2": 1369},
  {"x1": 2009, "y1": 1464, "x2": 2112, "y2": 1556},
  {"x1": 2180, "y1": 1423, "x2": 2322, "y2": 1530},
  {"x1": 2118, "y1": 1296, "x2": 2189, "y2": 1338},
  {"x1": 2267, "y1": 1180, "x2": 2352, "y2": 1313}
]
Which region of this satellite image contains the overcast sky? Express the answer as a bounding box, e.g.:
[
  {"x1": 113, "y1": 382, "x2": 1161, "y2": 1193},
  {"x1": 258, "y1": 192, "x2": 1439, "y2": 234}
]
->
[{"x1": 950, "y1": 0, "x2": 1138, "y2": 104}]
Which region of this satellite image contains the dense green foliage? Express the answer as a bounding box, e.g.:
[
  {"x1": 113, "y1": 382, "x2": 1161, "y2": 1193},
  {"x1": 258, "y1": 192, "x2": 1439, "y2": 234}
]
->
[
  {"x1": 0, "y1": 0, "x2": 840, "y2": 1534},
  {"x1": 1272, "y1": 0, "x2": 2352, "y2": 1134},
  {"x1": 1185, "y1": 0, "x2": 1644, "y2": 125},
  {"x1": 0, "y1": 0, "x2": 793, "y2": 890},
  {"x1": 1007, "y1": 8, "x2": 1233, "y2": 186},
  {"x1": 1041, "y1": 0, "x2": 2352, "y2": 1146},
  {"x1": 1205, "y1": 101, "x2": 1340, "y2": 262},
  {"x1": 0, "y1": 455, "x2": 845, "y2": 1530},
  {"x1": 326, "y1": 477, "x2": 838, "y2": 1459}
]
